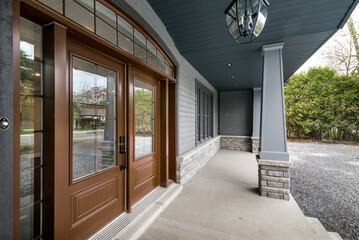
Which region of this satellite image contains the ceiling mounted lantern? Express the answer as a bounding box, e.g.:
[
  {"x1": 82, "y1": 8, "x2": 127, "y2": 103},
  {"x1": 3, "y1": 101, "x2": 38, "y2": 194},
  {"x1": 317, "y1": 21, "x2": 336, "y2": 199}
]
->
[{"x1": 225, "y1": 0, "x2": 269, "y2": 44}]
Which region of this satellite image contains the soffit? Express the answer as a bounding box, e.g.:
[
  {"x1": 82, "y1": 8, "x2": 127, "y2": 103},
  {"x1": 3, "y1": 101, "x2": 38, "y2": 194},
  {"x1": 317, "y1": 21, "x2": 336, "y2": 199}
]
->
[{"x1": 147, "y1": 0, "x2": 357, "y2": 91}]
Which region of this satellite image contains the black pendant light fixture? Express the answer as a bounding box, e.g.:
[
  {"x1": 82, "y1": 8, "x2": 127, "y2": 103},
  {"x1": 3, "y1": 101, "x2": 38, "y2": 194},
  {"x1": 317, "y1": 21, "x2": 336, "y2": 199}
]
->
[{"x1": 225, "y1": 0, "x2": 269, "y2": 44}]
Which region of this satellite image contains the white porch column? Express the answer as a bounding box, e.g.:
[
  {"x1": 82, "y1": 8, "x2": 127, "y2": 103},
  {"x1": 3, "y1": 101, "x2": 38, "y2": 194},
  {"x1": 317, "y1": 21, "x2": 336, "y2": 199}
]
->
[
  {"x1": 257, "y1": 43, "x2": 291, "y2": 200},
  {"x1": 251, "y1": 88, "x2": 261, "y2": 153}
]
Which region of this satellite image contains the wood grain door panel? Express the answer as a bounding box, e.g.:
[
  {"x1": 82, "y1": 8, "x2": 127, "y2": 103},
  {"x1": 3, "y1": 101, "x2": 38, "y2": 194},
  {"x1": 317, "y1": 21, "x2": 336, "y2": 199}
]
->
[
  {"x1": 128, "y1": 68, "x2": 160, "y2": 208},
  {"x1": 64, "y1": 39, "x2": 126, "y2": 240},
  {"x1": 71, "y1": 176, "x2": 119, "y2": 227}
]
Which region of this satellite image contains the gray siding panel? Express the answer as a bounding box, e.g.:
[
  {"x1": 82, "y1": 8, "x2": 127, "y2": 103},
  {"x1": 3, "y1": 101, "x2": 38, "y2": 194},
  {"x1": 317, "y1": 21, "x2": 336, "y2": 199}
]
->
[
  {"x1": 0, "y1": 0, "x2": 13, "y2": 238},
  {"x1": 114, "y1": 0, "x2": 218, "y2": 155},
  {"x1": 220, "y1": 91, "x2": 253, "y2": 136}
]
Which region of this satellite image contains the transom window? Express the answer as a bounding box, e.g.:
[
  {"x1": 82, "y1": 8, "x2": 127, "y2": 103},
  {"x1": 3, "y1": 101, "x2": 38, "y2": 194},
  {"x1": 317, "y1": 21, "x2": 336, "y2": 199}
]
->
[
  {"x1": 196, "y1": 81, "x2": 213, "y2": 144},
  {"x1": 36, "y1": 0, "x2": 174, "y2": 76}
]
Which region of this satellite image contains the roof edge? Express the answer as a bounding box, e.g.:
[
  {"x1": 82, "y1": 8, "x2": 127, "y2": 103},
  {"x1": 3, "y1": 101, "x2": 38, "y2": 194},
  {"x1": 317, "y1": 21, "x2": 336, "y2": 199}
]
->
[{"x1": 339, "y1": 0, "x2": 359, "y2": 28}]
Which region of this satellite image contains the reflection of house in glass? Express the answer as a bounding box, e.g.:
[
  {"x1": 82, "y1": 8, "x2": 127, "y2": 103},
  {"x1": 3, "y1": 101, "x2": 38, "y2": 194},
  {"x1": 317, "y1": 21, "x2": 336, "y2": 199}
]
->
[{"x1": 74, "y1": 104, "x2": 107, "y2": 130}]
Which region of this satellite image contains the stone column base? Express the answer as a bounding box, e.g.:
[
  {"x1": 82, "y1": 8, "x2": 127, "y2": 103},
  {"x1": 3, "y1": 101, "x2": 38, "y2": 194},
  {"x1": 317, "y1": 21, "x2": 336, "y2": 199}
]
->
[
  {"x1": 251, "y1": 137, "x2": 259, "y2": 154},
  {"x1": 257, "y1": 156, "x2": 292, "y2": 201}
]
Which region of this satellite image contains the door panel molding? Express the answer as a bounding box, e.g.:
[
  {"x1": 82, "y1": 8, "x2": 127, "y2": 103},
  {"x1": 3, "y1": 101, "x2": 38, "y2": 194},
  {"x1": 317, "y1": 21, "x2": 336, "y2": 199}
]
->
[
  {"x1": 63, "y1": 39, "x2": 126, "y2": 240},
  {"x1": 71, "y1": 176, "x2": 119, "y2": 227},
  {"x1": 128, "y1": 68, "x2": 160, "y2": 208}
]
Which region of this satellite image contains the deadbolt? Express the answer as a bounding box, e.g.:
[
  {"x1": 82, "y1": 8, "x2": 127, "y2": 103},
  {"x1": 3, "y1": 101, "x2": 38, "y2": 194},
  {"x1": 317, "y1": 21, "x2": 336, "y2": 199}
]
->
[{"x1": 0, "y1": 117, "x2": 10, "y2": 130}]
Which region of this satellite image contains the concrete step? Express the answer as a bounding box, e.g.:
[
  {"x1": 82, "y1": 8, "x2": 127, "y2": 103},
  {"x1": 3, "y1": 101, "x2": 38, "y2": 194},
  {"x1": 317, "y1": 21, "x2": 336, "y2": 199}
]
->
[
  {"x1": 328, "y1": 232, "x2": 343, "y2": 240},
  {"x1": 306, "y1": 217, "x2": 332, "y2": 240}
]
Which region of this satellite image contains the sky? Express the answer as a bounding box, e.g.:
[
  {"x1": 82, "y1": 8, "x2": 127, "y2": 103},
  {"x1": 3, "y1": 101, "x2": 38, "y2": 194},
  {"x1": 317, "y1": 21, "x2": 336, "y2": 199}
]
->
[{"x1": 295, "y1": 5, "x2": 359, "y2": 74}]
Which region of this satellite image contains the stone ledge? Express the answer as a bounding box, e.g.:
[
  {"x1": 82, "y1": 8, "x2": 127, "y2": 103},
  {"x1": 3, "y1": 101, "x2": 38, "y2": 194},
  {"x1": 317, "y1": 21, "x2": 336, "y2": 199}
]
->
[
  {"x1": 220, "y1": 135, "x2": 252, "y2": 139},
  {"x1": 257, "y1": 158, "x2": 292, "y2": 168}
]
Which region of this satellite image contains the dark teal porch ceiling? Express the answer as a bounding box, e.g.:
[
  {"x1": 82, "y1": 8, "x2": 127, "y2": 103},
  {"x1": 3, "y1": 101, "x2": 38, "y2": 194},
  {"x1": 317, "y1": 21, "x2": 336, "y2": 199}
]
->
[{"x1": 147, "y1": 0, "x2": 358, "y2": 91}]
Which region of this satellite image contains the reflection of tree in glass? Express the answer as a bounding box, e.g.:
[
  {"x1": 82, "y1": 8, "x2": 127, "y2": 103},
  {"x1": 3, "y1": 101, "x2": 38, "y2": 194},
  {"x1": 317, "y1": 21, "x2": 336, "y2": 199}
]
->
[
  {"x1": 73, "y1": 86, "x2": 107, "y2": 105},
  {"x1": 20, "y1": 49, "x2": 40, "y2": 94},
  {"x1": 135, "y1": 89, "x2": 153, "y2": 135}
]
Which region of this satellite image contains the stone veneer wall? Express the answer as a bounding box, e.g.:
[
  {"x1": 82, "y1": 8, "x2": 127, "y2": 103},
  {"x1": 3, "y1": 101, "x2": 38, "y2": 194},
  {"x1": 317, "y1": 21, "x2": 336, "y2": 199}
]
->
[
  {"x1": 257, "y1": 157, "x2": 292, "y2": 200},
  {"x1": 220, "y1": 136, "x2": 252, "y2": 152},
  {"x1": 251, "y1": 137, "x2": 259, "y2": 154},
  {"x1": 177, "y1": 136, "x2": 220, "y2": 184}
]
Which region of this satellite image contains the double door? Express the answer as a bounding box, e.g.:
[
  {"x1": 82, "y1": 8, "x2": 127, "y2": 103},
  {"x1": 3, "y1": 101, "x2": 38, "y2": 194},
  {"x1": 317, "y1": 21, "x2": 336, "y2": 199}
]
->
[{"x1": 64, "y1": 40, "x2": 159, "y2": 239}]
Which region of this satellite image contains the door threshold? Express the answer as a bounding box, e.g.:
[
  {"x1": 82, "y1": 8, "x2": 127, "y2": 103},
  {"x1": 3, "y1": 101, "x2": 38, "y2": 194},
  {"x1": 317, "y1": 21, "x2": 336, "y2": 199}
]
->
[{"x1": 90, "y1": 183, "x2": 183, "y2": 240}]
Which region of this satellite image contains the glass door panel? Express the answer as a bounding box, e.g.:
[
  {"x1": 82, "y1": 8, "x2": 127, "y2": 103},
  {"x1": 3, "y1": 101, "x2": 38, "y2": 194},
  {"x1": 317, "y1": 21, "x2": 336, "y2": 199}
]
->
[
  {"x1": 72, "y1": 57, "x2": 117, "y2": 180},
  {"x1": 134, "y1": 79, "x2": 155, "y2": 159}
]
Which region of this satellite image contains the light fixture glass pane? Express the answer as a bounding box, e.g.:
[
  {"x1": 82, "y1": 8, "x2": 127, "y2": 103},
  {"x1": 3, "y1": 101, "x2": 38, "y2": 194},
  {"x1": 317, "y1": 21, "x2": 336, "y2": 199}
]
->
[
  {"x1": 134, "y1": 44, "x2": 146, "y2": 61},
  {"x1": 38, "y1": 0, "x2": 63, "y2": 13},
  {"x1": 135, "y1": 79, "x2": 155, "y2": 159},
  {"x1": 96, "y1": 17, "x2": 116, "y2": 45},
  {"x1": 134, "y1": 29, "x2": 146, "y2": 49},
  {"x1": 65, "y1": 0, "x2": 94, "y2": 32},
  {"x1": 118, "y1": 15, "x2": 133, "y2": 40},
  {"x1": 96, "y1": 1, "x2": 116, "y2": 28},
  {"x1": 118, "y1": 32, "x2": 133, "y2": 54},
  {"x1": 226, "y1": 15, "x2": 240, "y2": 40},
  {"x1": 254, "y1": 0, "x2": 268, "y2": 37}
]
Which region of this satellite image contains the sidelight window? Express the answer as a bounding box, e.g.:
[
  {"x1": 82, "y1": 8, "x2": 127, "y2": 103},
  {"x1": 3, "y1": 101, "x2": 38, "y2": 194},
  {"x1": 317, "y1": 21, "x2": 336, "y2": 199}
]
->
[{"x1": 19, "y1": 17, "x2": 43, "y2": 240}]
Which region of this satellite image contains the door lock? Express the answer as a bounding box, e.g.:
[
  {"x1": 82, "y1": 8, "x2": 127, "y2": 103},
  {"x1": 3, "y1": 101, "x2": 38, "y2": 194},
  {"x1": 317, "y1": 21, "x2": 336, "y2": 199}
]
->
[{"x1": 0, "y1": 117, "x2": 10, "y2": 131}]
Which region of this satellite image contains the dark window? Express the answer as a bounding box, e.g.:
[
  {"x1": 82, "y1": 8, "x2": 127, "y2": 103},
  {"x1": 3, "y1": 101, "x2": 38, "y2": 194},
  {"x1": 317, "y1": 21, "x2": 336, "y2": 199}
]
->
[{"x1": 196, "y1": 81, "x2": 213, "y2": 144}]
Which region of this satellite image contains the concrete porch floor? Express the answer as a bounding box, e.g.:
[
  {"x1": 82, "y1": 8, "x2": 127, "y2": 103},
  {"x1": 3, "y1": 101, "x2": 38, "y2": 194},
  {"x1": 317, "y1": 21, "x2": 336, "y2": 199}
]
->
[{"x1": 138, "y1": 150, "x2": 329, "y2": 240}]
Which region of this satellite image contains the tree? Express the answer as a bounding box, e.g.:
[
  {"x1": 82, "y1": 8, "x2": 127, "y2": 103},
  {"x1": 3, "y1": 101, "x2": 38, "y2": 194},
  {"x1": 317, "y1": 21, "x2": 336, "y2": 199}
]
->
[
  {"x1": 285, "y1": 67, "x2": 359, "y2": 141},
  {"x1": 323, "y1": 16, "x2": 359, "y2": 75}
]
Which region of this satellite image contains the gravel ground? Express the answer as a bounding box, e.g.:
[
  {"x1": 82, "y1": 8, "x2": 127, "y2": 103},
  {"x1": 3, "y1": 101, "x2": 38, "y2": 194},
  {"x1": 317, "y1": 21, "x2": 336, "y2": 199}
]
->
[{"x1": 288, "y1": 142, "x2": 359, "y2": 240}]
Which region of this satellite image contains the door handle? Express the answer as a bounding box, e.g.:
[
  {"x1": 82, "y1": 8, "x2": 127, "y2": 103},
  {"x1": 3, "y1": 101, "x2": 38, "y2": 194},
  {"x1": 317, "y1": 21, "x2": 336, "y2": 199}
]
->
[{"x1": 120, "y1": 144, "x2": 127, "y2": 171}]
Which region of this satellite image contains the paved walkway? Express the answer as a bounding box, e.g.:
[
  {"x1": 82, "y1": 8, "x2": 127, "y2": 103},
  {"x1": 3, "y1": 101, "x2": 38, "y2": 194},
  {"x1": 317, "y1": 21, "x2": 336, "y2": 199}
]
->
[{"x1": 139, "y1": 150, "x2": 323, "y2": 240}]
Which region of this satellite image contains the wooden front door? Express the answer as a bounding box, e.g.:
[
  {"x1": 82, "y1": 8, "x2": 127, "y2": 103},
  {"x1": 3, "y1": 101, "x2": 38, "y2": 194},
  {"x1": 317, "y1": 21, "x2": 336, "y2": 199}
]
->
[
  {"x1": 65, "y1": 39, "x2": 126, "y2": 239},
  {"x1": 128, "y1": 68, "x2": 160, "y2": 207}
]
